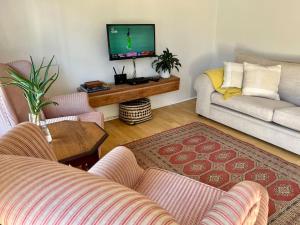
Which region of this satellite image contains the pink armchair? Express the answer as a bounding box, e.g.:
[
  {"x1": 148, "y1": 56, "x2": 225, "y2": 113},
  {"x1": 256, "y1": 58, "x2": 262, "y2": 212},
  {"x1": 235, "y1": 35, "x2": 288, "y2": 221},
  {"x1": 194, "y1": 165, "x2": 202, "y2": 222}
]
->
[
  {"x1": 0, "y1": 123, "x2": 269, "y2": 225},
  {"x1": 0, "y1": 60, "x2": 104, "y2": 136}
]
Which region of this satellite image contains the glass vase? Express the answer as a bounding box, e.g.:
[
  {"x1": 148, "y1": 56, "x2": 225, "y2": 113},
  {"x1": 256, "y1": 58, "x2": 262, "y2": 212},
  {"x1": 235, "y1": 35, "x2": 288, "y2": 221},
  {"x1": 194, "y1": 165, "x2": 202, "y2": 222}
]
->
[{"x1": 28, "y1": 113, "x2": 52, "y2": 143}]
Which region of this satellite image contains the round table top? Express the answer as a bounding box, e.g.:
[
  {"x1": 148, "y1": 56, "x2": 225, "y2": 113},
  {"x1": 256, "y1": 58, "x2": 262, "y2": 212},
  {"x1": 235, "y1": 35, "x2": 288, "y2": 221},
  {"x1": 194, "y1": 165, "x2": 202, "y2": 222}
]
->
[{"x1": 48, "y1": 120, "x2": 108, "y2": 162}]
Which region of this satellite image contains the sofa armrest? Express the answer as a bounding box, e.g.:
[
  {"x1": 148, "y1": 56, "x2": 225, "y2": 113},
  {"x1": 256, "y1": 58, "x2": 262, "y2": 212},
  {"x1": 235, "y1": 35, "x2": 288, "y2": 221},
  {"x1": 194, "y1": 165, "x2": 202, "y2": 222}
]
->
[
  {"x1": 200, "y1": 181, "x2": 269, "y2": 225},
  {"x1": 88, "y1": 146, "x2": 144, "y2": 189},
  {"x1": 43, "y1": 92, "x2": 94, "y2": 118},
  {"x1": 0, "y1": 122, "x2": 57, "y2": 161},
  {"x1": 194, "y1": 74, "x2": 215, "y2": 117}
]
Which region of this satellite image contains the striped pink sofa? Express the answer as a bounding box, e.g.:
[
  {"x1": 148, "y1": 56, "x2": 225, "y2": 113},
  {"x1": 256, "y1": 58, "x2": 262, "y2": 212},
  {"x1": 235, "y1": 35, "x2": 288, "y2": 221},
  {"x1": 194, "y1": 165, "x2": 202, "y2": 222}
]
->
[
  {"x1": 0, "y1": 123, "x2": 269, "y2": 225},
  {"x1": 0, "y1": 60, "x2": 104, "y2": 135}
]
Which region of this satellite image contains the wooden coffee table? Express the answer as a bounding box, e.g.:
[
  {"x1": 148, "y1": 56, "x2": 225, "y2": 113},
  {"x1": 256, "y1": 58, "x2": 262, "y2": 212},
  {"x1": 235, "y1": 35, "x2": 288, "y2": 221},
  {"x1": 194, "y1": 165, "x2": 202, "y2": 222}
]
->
[{"x1": 48, "y1": 121, "x2": 108, "y2": 170}]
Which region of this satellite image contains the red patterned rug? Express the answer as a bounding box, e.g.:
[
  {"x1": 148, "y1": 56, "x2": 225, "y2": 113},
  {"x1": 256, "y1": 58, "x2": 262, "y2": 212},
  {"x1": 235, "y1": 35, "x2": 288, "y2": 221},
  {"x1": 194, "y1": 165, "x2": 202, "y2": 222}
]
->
[{"x1": 125, "y1": 122, "x2": 300, "y2": 225}]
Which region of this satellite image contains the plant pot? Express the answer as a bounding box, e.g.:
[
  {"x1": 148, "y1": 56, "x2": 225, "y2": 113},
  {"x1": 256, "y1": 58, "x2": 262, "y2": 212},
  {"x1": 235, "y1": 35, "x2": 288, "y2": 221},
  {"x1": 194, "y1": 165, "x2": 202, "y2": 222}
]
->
[
  {"x1": 29, "y1": 113, "x2": 42, "y2": 125},
  {"x1": 160, "y1": 70, "x2": 171, "y2": 79},
  {"x1": 29, "y1": 113, "x2": 52, "y2": 143}
]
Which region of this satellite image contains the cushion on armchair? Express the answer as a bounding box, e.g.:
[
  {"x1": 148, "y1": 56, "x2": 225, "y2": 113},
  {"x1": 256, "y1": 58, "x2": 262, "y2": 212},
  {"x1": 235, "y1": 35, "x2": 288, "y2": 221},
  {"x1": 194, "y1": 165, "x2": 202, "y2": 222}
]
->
[
  {"x1": 43, "y1": 92, "x2": 94, "y2": 119},
  {"x1": 134, "y1": 168, "x2": 224, "y2": 225}
]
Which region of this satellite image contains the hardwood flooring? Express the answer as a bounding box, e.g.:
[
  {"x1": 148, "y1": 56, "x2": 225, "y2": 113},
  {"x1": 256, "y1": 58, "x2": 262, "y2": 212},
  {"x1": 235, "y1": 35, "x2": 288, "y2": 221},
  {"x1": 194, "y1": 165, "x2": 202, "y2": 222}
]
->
[{"x1": 102, "y1": 99, "x2": 300, "y2": 166}]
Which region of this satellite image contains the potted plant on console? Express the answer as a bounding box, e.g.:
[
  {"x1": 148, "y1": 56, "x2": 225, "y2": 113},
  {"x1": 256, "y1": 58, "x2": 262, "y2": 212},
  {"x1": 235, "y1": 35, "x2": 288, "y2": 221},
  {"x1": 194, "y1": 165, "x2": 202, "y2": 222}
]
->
[
  {"x1": 152, "y1": 48, "x2": 181, "y2": 78},
  {"x1": 0, "y1": 56, "x2": 59, "y2": 142}
]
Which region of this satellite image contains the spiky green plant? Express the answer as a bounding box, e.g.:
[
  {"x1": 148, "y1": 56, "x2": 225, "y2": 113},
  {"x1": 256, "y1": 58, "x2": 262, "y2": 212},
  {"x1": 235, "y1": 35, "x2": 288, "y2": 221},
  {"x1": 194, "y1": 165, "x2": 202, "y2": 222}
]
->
[
  {"x1": 152, "y1": 48, "x2": 182, "y2": 73},
  {"x1": 0, "y1": 56, "x2": 59, "y2": 116}
]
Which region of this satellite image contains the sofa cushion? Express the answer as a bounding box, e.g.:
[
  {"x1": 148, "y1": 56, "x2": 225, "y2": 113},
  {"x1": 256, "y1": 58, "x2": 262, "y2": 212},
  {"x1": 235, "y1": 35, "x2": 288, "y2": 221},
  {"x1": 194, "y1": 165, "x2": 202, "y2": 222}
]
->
[
  {"x1": 273, "y1": 107, "x2": 300, "y2": 131},
  {"x1": 134, "y1": 168, "x2": 224, "y2": 225},
  {"x1": 242, "y1": 62, "x2": 281, "y2": 100},
  {"x1": 211, "y1": 93, "x2": 294, "y2": 122},
  {"x1": 222, "y1": 62, "x2": 244, "y2": 88},
  {"x1": 235, "y1": 52, "x2": 300, "y2": 106}
]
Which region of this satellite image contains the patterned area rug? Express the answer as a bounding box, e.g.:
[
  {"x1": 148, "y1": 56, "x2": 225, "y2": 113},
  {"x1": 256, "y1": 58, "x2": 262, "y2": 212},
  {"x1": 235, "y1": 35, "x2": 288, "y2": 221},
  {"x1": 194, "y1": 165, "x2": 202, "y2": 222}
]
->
[{"x1": 125, "y1": 122, "x2": 300, "y2": 225}]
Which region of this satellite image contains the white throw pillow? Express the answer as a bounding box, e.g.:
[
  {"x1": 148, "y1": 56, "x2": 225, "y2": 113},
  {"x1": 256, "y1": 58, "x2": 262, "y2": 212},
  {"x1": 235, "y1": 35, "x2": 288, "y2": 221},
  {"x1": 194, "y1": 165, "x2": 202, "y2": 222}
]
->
[
  {"x1": 221, "y1": 62, "x2": 244, "y2": 88},
  {"x1": 242, "y1": 62, "x2": 281, "y2": 100}
]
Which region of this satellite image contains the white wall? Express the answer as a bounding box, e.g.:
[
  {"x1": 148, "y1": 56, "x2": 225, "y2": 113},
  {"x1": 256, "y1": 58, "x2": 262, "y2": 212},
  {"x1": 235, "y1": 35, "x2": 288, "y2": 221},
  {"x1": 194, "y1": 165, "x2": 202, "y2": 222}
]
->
[
  {"x1": 215, "y1": 0, "x2": 300, "y2": 65},
  {"x1": 0, "y1": 0, "x2": 218, "y2": 119}
]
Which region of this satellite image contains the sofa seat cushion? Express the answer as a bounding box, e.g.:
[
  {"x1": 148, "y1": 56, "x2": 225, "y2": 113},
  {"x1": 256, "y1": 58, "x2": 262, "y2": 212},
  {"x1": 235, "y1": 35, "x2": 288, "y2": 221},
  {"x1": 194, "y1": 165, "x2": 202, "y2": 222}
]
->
[
  {"x1": 134, "y1": 168, "x2": 224, "y2": 225},
  {"x1": 211, "y1": 93, "x2": 294, "y2": 122},
  {"x1": 273, "y1": 107, "x2": 300, "y2": 131}
]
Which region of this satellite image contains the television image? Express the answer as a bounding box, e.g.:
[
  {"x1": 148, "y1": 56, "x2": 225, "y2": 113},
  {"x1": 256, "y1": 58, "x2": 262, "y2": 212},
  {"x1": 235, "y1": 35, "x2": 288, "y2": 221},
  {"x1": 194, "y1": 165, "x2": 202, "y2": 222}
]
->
[{"x1": 106, "y1": 24, "x2": 156, "y2": 61}]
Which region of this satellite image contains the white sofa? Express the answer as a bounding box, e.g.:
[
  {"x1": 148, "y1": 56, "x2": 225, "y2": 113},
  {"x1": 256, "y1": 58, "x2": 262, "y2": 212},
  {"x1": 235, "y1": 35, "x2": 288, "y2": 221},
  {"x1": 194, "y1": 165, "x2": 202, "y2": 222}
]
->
[{"x1": 194, "y1": 52, "x2": 300, "y2": 155}]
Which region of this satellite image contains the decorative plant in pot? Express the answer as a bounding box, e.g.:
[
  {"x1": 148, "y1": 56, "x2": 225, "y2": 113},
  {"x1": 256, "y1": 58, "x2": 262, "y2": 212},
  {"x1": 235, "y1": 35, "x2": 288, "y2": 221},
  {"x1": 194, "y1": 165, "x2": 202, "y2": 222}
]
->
[
  {"x1": 152, "y1": 48, "x2": 182, "y2": 78},
  {"x1": 0, "y1": 56, "x2": 59, "y2": 142}
]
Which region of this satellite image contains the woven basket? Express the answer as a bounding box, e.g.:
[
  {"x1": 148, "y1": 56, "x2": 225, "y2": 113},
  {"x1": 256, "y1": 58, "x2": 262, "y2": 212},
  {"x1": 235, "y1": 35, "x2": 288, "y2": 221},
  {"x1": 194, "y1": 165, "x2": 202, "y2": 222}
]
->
[{"x1": 119, "y1": 98, "x2": 152, "y2": 125}]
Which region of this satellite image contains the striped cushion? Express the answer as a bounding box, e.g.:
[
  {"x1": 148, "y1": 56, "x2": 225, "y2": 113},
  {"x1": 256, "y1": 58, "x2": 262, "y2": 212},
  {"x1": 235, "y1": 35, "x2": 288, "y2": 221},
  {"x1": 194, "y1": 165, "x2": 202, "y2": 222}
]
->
[
  {"x1": 89, "y1": 146, "x2": 144, "y2": 189},
  {"x1": 200, "y1": 181, "x2": 269, "y2": 225},
  {"x1": 43, "y1": 92, "x2": 95, "y2": 119},
  {"x1": 0, "y1": 155, "x2": 179, "y2": 225},
  {"x1": 134, "y1": 168, "x2": 225, "y2": 225},
  {"x1": 0, "y1": 122, "x2": 57, "y2": 161},
  {"x1": 45, "y1": 115, "x2": 78, "y2": 124}
]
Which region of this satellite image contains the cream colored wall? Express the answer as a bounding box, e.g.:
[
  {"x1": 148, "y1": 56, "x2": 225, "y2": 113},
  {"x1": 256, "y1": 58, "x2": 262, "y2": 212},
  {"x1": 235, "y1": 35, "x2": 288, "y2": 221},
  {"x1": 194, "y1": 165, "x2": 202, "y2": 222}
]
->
[
  {"x1": 215, "y1": 0, "x2": 300, "y2": 65},
  {"x1": 0, "y1": 0, "x2": 218, "y2": 119}
]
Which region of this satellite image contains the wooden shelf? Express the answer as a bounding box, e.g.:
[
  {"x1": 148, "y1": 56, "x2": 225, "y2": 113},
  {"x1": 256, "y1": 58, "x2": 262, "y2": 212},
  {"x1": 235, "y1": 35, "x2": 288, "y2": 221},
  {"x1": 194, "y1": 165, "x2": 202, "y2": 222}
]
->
[{"x1": 88, "y1": 75, "x2": 180, "y2": 107}]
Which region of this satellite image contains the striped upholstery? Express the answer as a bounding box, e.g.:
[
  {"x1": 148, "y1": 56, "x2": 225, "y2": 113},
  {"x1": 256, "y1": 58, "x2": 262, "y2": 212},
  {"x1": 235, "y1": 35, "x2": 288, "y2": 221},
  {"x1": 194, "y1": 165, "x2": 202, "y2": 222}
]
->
[
  {"x1": 0, "y1": 155, "x2": 179, "y2": 225},
  {"x1": 5, "y1": 61, "x2": 32, "y2": 123},
  {"x1": 44, "y1": 92, "x2": 95, "y2": 119},
  {"x1": 8, "y1": 60, "x2": 32, "y2": 77},
  {"x1": 0, "y1": 122, "x2": 57, "y2": 161},
  {"x1": 200, "y1": 181, "x2": 269, "y2": 225},
  {"x1": 0, "y1": 87, "x2": 18, "y2": 135},
  {"x1": 0, "y1": 60, "x2": 104, "y2": 137},
  {"x1": 134, "y1": 168, "x2": 225, "y2": 225},
  {"x1": 46, "y1": 115, "x2": 79, "y2": 124},
  {"x1": 0, "y1": 124, "x2": 269, "y2": 225},
  {"x1": 78, "y1": 111, "x2": 105, "y2": 128},
  {"x1": 89, "y1": 146, "x2": 144, "y2": 189}
]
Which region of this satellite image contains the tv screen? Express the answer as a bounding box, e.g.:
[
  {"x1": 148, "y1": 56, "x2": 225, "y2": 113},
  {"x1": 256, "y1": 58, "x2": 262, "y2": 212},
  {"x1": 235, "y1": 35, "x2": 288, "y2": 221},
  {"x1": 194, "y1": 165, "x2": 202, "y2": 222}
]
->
[{"x1": 106, "y1": 24, "x2": 155, "y2": 61}]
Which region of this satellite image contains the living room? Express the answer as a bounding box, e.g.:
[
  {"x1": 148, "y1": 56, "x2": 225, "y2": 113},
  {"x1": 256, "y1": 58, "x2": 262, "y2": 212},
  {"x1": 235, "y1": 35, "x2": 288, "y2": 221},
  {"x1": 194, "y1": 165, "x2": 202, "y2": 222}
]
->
[{"x1": 0, "y1": 1, "x2": 299, "y2": 225}]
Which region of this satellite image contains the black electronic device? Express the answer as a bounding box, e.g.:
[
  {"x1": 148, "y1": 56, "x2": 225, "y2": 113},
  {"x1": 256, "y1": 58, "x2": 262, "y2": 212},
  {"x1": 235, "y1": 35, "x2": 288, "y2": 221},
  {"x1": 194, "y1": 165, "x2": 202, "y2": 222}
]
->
[
  {"x1": 147, "y1": 76, "x2": 160, "y2": 82},
  {"x1": 114, "y1": 74, "x2": 127, "y2": 85},
  {"x1": 127, "y1": 77, "x2": 149, "y2": 85},
  {"x1": 113, "y1": 66, "x2": 127, "y2": 85}
]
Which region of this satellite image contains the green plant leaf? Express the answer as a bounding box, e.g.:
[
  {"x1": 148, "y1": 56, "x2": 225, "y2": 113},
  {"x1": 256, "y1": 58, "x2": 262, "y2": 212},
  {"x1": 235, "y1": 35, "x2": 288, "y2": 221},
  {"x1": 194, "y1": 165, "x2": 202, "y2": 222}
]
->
[{"x1": 1, "y1": 56, "x2": 59, "y2": 114}]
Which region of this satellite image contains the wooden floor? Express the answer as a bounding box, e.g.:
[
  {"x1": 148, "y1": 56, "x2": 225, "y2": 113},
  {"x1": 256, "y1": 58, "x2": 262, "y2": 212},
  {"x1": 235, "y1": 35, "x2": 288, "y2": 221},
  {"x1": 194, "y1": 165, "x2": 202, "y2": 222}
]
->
[{"x1": 102, "y1": 99, "x2": 300, "y2": 166}]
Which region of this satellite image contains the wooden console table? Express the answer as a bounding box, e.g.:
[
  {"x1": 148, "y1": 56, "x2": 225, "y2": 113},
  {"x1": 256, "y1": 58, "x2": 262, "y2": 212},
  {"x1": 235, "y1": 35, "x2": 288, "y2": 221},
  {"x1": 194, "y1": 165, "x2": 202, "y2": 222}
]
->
[{"x1": 88, "y1": 75, "x2": 180, "y2": 107}]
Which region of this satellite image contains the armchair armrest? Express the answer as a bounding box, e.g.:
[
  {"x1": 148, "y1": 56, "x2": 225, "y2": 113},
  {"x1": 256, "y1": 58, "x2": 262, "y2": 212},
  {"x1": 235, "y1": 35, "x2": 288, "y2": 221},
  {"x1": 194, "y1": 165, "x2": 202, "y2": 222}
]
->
[
  {"x1": 200, "y1": 181, "x2": 269, "y2": 225},
  {"x1": 0, "y1": 88, "x2": 18, "y2": 135},
  {"x1": 88, "y1": 146, "x2": 144, "y2": 189},
  {"x1": 0, "y1": 122, "x2": 57, "y2": 161},
  {"x1": 43, "y1": 92, "x2": 94, "y2": 118},
  {"x1": 194, "y1": 74, "x2": 215, "y2": 117}
]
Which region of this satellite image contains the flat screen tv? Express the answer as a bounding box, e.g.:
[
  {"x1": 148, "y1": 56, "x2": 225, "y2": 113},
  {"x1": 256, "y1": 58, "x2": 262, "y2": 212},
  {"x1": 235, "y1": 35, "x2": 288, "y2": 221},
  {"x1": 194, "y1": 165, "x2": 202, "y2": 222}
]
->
[{"x1": 106, "y1": 24, "x2": 156, "y2": 61}]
